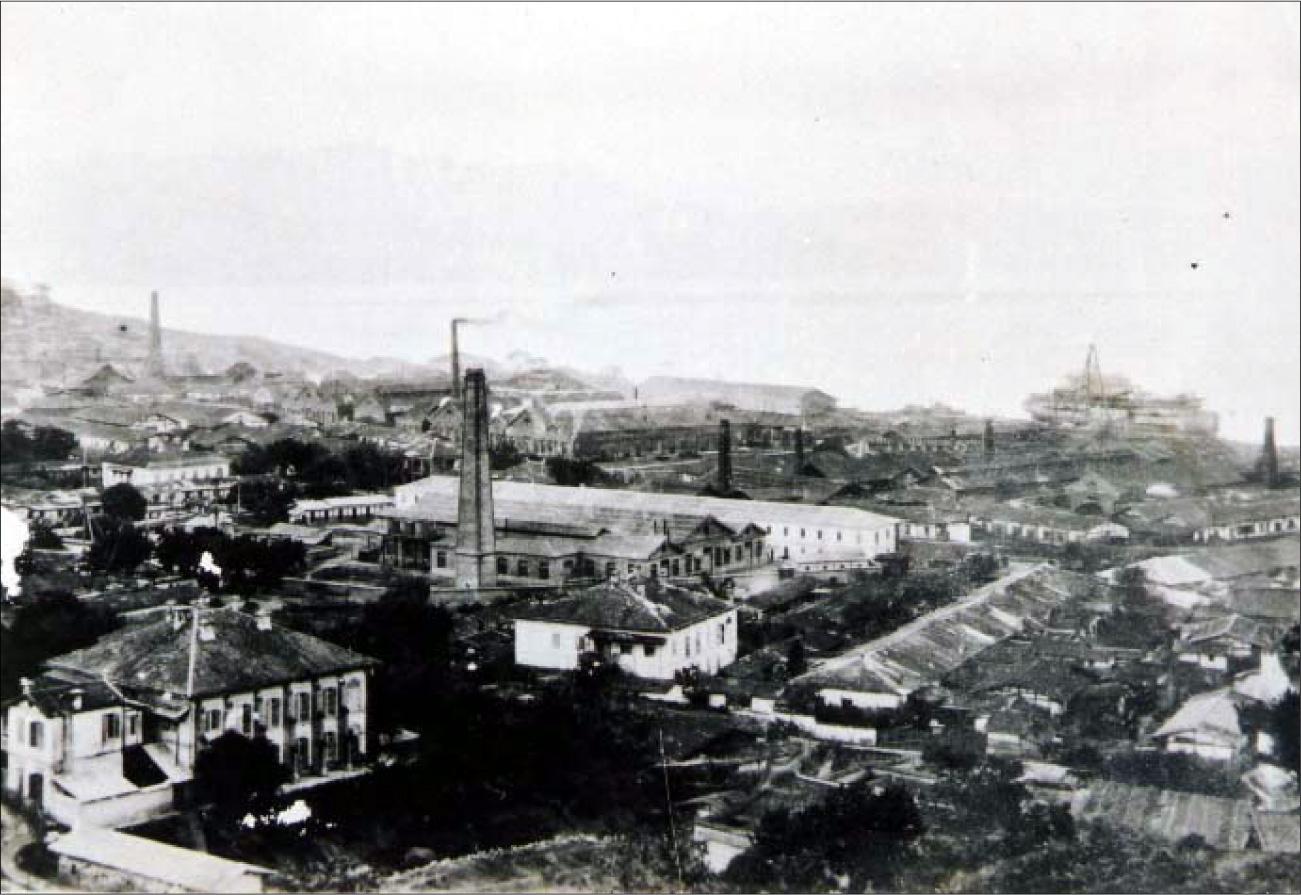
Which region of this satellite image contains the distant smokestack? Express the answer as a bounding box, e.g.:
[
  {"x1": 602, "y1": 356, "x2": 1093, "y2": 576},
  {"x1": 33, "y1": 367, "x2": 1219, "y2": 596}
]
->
[
  {"x1": 451, "y1": 319, "x2": 462, "y2": 405},
  {"x1": 984, "y1": 419, "x2": 995, "y2": 456},
  {"x1": 1262, "y1": 416, "x2": 1280, "y2": 488},
  {"x1": 456, "y1": 369, "x2": 497, "y2": 589},
  {"x1": 718, "y1": 420, "x2": 733, "y2": 494},
  {"x1": 794, "y1": 428, "x2": 805, "y2": 473},
  {"x1": 146, "y1": 290, "x2": 165, "y2": 378}
]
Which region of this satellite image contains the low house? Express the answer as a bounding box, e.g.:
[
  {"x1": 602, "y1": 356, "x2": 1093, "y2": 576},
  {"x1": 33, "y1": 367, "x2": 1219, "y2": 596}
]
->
[
  {"x1": 1176, "y1": 614, "x2": 1278, "y2": 672},
  {"x1": 289, "y1": 493, "x2": 395, "y2": 524},
  {"x1": 1193, "y1": 495, "x2": 1301, "y2": 544},
  {"x1": 510, "y1": 580, "x2": 739, "y2": 679},
  {"x1": 48, "y1": 827, "x2": 272, "y2": 893},
  {"x1": 102, "y1": 451, "x2": 231, "y2": 488},
  {"x1": 1063, "y1": 471, "x2": 1122, "y2": 515},
  {"x1": 2, "y1": 605, "x2": 377, "y2": 828},
  {"x1": 1149, "y1": 687, "x2": 1246, "y2": 762},
  {"x1": 972, "y1": 503, "x2": 1128, "y2": 545}
]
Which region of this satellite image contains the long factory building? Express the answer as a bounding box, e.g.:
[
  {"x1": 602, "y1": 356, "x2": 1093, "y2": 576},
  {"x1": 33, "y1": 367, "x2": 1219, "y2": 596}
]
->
[{"x1": 382, "y1": 474, "x2": 900, "y2": 585}]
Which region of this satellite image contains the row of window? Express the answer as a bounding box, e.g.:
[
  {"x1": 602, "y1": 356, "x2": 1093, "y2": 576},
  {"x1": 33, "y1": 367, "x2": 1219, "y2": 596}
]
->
[
  {"x1": 201, "y1": 688, "x2": 341, "y2": 736},
  {"x1": 18, "y1": 710, "x2": 140, "y2": 750}
]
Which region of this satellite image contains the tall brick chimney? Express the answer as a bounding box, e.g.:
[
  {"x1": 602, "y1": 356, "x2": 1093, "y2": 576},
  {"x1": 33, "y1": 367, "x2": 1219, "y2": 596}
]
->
[
  {"x1": 718, "y1": 420, "x2": 733, "y2": 495},
  {"x1": 455, "y1": 368, "x2": 496, "y2": 589},
  {"x1": 1262, "y1": 416, "x2": 1280, "y2": 489}
]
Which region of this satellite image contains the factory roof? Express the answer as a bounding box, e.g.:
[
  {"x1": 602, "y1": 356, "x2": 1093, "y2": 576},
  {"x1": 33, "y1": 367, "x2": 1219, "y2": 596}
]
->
[{"x1": 394, "y1": 476, "x2": 899, "y2": 533}]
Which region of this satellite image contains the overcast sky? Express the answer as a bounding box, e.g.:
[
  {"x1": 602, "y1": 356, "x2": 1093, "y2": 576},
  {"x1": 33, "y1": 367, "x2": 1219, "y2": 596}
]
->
[{"x1": 3, "y1": 3, "x2": 1298, "y2": 443}]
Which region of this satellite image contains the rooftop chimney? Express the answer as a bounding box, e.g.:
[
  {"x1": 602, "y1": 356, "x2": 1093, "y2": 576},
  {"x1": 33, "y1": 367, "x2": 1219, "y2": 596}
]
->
[
  {"x1": 456, "y1": 368, "x2": 497, "y2": 589},
  {"x1": 1262, "y1": 417, "x2": 1280, "y2": 488},
  {"x1": 718, "y1": 420, "x2": 733, "y2": 495}
]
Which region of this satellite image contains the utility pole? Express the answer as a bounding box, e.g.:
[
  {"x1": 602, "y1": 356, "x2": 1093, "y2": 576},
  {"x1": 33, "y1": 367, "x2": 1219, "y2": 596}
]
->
[{"x1": 658, "y1": 726, "x2": 685, "y2": 892}]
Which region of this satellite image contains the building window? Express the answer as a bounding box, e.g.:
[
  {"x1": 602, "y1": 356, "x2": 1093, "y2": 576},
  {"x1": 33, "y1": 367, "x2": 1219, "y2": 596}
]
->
[
  {"x1": 606, "y1": 562, "x2": 616, "y2": 578},
  {"x1": 645, "y1": 645, "x2": 658, "y2": 657},
  {"x1": 717, "y1": 624, "x2": 725, "y2": 645},
  {"x1": 206, "y1": 708, "x2": 223, "y2": 732},
  {"x1": 324, "y1": 731, "x2": 338, "y2": 763},
  {"x1": 323, "y1": 688, "x2": 337, "y2": 717},
  {"x1": 269, "y1": 698, "x2": 281, "y2": 727},
  {"x1": 128, "y1": 713, "x2": 139, "y2": 737},
  {"x1": 241, "y1": 704, "x2": 253, "y2": 735},
  {"x1": 296, "y1": 692, "x2": 310, "y2": 721},
  {"x1": 296, "y1": 737, "x2": 310, "y2": 770},
  {"x1": 436, "y1": 551, "x2": 447, "y2": 569},
  {"x1": 837, "y1": 531, "x2": 842, "y2": 541},
  {"x1": 517, "y1": 559, "x2": 530, "y2": 577},
  {"x1": 28, "y1": 721, "x2": 43, "y2": 748},
  {"x1": 103, "y1": 712, "x2": 122, "y2": 743},
  {"x1": 539, "y1": 561, "x2": 550, "y2": 580},
  {"x1": 497, "y1": 556, "x2": 509, "y2": 575},
  {"x1": 818, "y1": 530, "x2": 823, "y2": 540}
]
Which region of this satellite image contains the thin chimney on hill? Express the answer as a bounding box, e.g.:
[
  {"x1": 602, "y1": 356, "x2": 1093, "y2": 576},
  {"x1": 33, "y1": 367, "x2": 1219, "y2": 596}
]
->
[
  {"x1": 718, "y1": 420, "x2": 733, "y2": 495},
  {"x1": 1261, "y1": 416, "x2": 1280, "y2": 489}
]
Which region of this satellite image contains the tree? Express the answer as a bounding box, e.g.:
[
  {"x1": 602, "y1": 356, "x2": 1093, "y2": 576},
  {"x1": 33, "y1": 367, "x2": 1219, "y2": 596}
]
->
[
  {"x1": 31, "y1": 426, "x2": 77, "y2": 461},
  {"x1": 727, "y1": 781, "x2": 924, "y2": 891},
  {"x1": 100, "y1": 482, "x2": 147, "y2": 522},
  {"x1": 194, "y1": 731, "x2": 289, "y2": 822},
  {"x1": 232, "y1": 477, "x2": 296, "y2": 525},
  {"x1": 786, "y1": 637, "x2": 808, "y2": 677},
  {"x1": 1, "y1": 419, "x2": 34, "y2": 463},
  {"x1": 489, "y1": 441, "x2": 524, "y2": 471},
  {"x1": 0, "y1": 591, "x2": 120, "y2": 701},
  {"x1": 1268, "y1": 690, "x2": 1299, "y2": 771},
  {"x1": 87, "y1": 517, "x2": 152, "y2": 573}
]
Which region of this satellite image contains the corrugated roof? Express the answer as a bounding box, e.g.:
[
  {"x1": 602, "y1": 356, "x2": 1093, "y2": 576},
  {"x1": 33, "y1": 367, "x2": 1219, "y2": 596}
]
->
[
  {"x1": 793, "y1": 565, "x2": 1085, "y2": 697},
  {"x1": 1071, "y1": 780, "x2": 1255, "y2": 851}
]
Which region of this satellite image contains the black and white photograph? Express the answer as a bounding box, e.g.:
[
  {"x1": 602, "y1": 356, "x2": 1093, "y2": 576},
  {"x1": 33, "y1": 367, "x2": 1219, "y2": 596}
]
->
[{"x1": 1, "y1": 3, "x2": 1298, "y2": 892}]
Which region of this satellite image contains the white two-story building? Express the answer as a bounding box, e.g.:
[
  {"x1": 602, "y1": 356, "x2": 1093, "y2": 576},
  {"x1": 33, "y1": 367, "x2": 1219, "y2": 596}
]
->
[
  {"x1": 511, "y1": 580, "x2": 739, "y2": 679},
  {"x1": 2, "y1": 605, "x2": 377, "y2": 829}
]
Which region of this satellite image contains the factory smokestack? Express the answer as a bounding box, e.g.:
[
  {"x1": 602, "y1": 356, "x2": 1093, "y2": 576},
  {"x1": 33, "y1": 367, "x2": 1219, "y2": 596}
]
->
[
  {"x1": 718, "y1": 420, "x2": 733, "y2": 495},
  {"x1": 455, "y1": 369, "x2": 497, "y2": 590},
  {"x1": 1261, "y1": 417, "x2": 1280, "y2": 489},
  {"x1": 146, "y1": 290, "x2": 164, "y2": 378},
  {"x1": 451, "y1": 319, "x2": 462, "y2": 405}
]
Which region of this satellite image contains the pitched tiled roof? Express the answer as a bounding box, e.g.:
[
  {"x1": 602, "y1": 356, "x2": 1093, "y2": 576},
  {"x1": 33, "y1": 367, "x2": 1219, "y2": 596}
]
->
[
  {"x1": 511, "y1": 581, "x2": 732, "y2": 633},
  {"x1": 47, "y1": 606, "x2": 377, "y2": 698}
]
